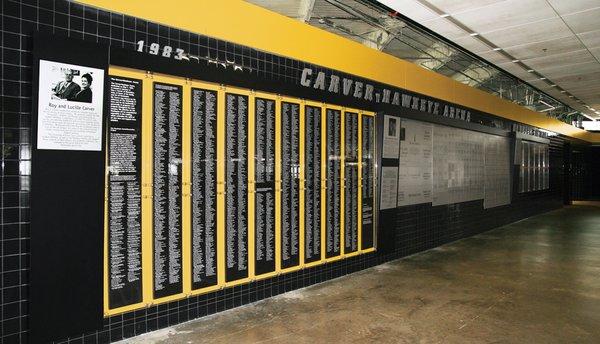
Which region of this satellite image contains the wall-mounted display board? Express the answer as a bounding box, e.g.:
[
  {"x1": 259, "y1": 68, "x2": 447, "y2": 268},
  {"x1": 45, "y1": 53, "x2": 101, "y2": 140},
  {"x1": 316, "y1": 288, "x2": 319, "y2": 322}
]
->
[
  {"x1": 304, "y1": 104, "x2": 322, "y2": 264},
  {"x1": 254, "y1": 97, "x2": 276, "y2": 275},
  {"x1": 382, "y1": 116, "x2": 511, "y2": 209},
  {"x1": 191, "y1": 87, "x2": 219, "y2": 290},
  {"x1": 483, "y1": 135, "x2": 512, "y2": 209},
  {"x1": 432, "y1": 125, "x2": 485, "y2": 206},
  {"x1": 379, "y1": 115, "x2": 401, "y2": 210},
  {"x1": 103, "y1": 67, "x2": 377, "y2": 316},
  {"x1": 396, "y1": 119, "x2": 433, "y2": 207},
  {"x1": 518, "y1": 140, "x2": 550, "y2": 193}
]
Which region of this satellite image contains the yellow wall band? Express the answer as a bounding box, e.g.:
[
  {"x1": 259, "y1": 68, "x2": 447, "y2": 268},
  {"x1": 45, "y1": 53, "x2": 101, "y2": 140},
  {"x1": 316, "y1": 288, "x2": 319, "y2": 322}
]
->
[{"x1": 78, "y1": 0, "x2": 600, "y2": 143}]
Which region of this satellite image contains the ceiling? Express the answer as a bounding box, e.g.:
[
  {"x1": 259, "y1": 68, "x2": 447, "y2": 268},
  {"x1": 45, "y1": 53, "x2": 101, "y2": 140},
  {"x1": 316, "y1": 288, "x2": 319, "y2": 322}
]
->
[
  {"x1": 246, "y1": 0, "x2": 597, "y2": 123},
  {"x1": 378, "y1": 0, "x2": 600, "y2": 120}
]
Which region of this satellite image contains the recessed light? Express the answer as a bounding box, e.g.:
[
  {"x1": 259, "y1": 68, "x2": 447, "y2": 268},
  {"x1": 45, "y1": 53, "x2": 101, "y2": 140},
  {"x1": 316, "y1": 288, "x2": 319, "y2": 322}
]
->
[
  {"x1": 470, "y1": 32, "x2": 479, "y2": 36},
  {"x1": 569, "y1": 95, "x2": 575, "y2": 98},
  {"x1": 440, "y1": 13, "x2": 450, "y2": 17},
  {"x1": 493, "y1": 47, "x2": 502, "y2": 51},
  {"x1": 527, "y1": 69, "x2": 534, "y2": 72},
  {"x1": 560, "y1": 90, "x2": 566, "y2": 93},
  {"x1": 540, "y1": 77, "x2": 547, "y2": 80},
  {"x1": 512, "y1": 59, "x2": 520, "y2": 63},
  {"x1": 550, "y1": 84, "x2": 557, "y2": 87}
]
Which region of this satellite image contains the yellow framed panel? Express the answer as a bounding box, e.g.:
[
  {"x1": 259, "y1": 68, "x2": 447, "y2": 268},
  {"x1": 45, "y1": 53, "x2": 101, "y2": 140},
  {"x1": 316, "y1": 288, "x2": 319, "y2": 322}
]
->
[
  {"x1": 359, "y1": 111, "x2": 377, "y2": 254},
  {"x1": 324, "y1": 104, "x2": 345, "y2": 263},
  {"x1": 147, "y1": 72, "x2": 189, "y2": 306},
  {"x1": 341, "y1": 107, "x2": 363, "y2": 259},
  {"x1": 303, "y1": 100, "x2": 327, "y2": 268},
  {"x1": 221, "y1": 85, "x2": 254, "y2": 288},
  {"x1": 279, "y1": 95, "x2": 304, "y2": 274},
  {"x1": 187, "y1": 79, "x2": 224, "y2": 297},
  {"x1": 104, "y1": 66, "x2": 153, "y2": 316},
  {"x1": 251, "y1": 90, "x2": 280, "y2": 281}
]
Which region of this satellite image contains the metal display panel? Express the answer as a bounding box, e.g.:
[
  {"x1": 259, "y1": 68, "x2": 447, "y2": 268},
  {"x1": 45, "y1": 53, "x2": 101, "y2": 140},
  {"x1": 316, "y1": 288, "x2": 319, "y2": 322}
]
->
[
  {"x1": 483, "y1": 135, "x2": 512, "y2": 209},
  {"x1": 396, "y1": 119, "x2": 433, "y2": 207}
]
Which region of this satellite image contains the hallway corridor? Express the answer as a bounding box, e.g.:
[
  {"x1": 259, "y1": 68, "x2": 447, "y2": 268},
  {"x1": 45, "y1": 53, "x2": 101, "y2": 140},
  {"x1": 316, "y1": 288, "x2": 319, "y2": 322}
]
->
[{"x1": 126, "y1": 205, "x2": 600, "y2": 344}]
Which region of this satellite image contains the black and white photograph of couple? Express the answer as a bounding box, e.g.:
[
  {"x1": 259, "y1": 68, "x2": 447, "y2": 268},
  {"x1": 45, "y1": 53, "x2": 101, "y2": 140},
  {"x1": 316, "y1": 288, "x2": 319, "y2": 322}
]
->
[{"x1": 51, "y1": 67, "x2": 95, "y2": 103}]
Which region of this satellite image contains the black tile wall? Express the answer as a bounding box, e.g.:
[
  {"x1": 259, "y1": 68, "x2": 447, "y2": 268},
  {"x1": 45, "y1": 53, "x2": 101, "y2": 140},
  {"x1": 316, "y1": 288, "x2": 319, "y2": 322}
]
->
[
  {"x1": 571, "y1": 146, "x2": 600, "y2": 201},
  {"x1": 0, "y1": 0, "x2": 566, "y2": 343}
]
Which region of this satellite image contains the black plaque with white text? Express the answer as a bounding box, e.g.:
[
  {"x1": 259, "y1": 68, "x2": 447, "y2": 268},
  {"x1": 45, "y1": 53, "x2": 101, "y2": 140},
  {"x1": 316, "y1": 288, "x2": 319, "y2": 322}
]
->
[
  {"x1": 304, "y1": 105, "x2": 322, "y2": 263},
  {"x1": 225, "y1": 93, "x2": 249, "y2": 282},
  {"x1": 108, "y1": 76, "x2": 143, "y2": 308},
  {"x1": 281, "y1": 102, "x2": 300, "y2": 269},
  {"x1": 361, "y1": 115, "x2": 375, "y2": 250},
  {"x1": 326, "y1": 109, "x2": 342, "y2": 258},
  {"x1": 153, "y1": 83, "x2": 183, "y2": 298},
  {"x1": 255, "y1": 98, "x2": 276, "y2": 275},
  {"x1": 191, "y1": 88, "x2": 218, "y2": 289},
  {"x1": 344, "y1": 112, "x2": 359, "y2": 254}
]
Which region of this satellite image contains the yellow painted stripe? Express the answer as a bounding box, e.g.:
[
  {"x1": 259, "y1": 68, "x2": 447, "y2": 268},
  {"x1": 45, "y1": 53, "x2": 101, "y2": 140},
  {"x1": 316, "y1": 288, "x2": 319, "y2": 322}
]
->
[{"x1": 78, "y1": 0, "x2": 600, "y2": 143}]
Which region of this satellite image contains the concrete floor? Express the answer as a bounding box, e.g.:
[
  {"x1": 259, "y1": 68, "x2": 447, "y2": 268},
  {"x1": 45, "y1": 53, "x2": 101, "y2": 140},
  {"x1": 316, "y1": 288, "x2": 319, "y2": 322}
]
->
[{"x1": 126, "y1": 205, "x2": 600, "y2": 344}]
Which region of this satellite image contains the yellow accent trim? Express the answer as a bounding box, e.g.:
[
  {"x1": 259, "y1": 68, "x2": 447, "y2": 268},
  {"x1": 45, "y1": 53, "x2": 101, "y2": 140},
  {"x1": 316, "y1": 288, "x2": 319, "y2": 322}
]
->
[{"x1": 78, "y1": 0, "x2": 600, "y2": 143}]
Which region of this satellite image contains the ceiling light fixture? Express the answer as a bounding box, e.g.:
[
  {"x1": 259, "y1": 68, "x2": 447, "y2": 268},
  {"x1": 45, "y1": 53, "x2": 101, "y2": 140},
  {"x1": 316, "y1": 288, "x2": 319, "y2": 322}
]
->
[
  {"x1": 527, "y1": 69, "x2": 534, "y2": 72},
  {"x1": 440, "y1": 13, "x2": 450, "y2": 17},
  {"x1": 512, "y1": 59, "x2": 520, "y2": 63},
  {"x1": 469, "y1": 32, "x2": 479, "y2": 36},
  {"x1": 540, "y1": 77, "x2": 547, "y2": 80},
  {"x1": 493, "y1": 47, "x2": 502, "y2": 51}
]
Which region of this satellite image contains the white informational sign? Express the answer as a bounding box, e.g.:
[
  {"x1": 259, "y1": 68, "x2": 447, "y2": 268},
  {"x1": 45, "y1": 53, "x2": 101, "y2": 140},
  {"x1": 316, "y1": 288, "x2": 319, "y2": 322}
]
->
[
  {"x1": 432, "y1": 125, "x2": 485, "y2": 206},
  {"x1": 397, "y1": 119, "x2": 433, "y2": 206},
  {"x1": 380, "y1": 166, "x2": 399, "y2": 210},
  {"x1": 382, "y1": 115, "x2": 400, "y2": 159},
  {"x1": 483, "y1": 135, "x2": 511, "y2": 209},
  {"x1": 37, "y1": 60, "x2": 105, "y2": 151}
]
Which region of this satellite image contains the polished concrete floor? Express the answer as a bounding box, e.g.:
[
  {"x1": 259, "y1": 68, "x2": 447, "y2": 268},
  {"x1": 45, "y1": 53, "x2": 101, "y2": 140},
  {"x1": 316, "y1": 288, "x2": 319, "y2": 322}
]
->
[{"x1": 126, "y1": 205, "x2": 600, "y2": 344}]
